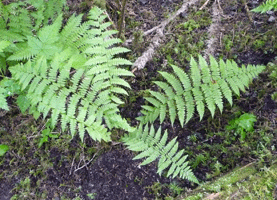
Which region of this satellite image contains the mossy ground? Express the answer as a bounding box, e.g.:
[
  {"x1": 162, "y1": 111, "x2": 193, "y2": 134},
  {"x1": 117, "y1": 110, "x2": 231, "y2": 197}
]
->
[{"x1": 0, "y1": 0, "x2": 277, "y2": 199}]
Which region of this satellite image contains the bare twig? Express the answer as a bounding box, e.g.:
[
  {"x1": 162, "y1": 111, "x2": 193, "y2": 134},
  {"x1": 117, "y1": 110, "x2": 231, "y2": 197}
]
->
[
  {"x1": 69, "y1": 157, "x2": 75, "y2": 175},
  {"x1": 74, "y1": 151, "x2": 98, "y2": 173},
  {"x1": 132, "y1": 0, "x2": 200, "y2": 71},
  {"x1": 104, "y1": 11, "x2": 117, "y2": 31},
  {"x1": 199, "y1": 0, "x2": 211, "y2": 10}
]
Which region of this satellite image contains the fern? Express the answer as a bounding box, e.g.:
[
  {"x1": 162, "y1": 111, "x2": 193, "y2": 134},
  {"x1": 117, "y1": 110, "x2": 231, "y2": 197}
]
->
[
  {"x1": 0, "y1": 0, "x2": 66, "y2": 42},
  {"x1": 122, "y1": 124, "x2": 199, "y2": 183},
  {"x1": 4, "y1": 6, "x2": 134, "y2": 142},
  {"x1": 138, "y1": 55, "x2": 265, "y2": 126},
  {"x1": 252, "y1": 0, "x2": 277, "y2": 13},
  {"x1": 10, "y1": 52, "x2": 133, "y2": 142}
]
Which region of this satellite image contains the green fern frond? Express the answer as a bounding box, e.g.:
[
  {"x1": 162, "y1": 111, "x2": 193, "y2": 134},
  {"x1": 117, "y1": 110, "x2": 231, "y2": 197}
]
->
[
  {"x1": 252, "y1": 0, "x2": 277, "y2": 13},
  {"x1": 10, "y1": 49, "x2": 132, "y2": 142},
  {"x1": 140, "y1": 55, "x2": 265, "y2": 126},
  {"x1": 122, "y1": 124, "x2": 199, "y2": 183}
]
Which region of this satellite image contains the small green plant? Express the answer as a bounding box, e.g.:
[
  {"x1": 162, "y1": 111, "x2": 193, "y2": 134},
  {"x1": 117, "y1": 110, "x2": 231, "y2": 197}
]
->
[
  {"x1": 181, "y1": 19, "x2": 200, "y2": 32},
  {"x1": 192, "y1": 154, "x2": 206, "y2": 169},
  {"x1": 268, "y1": 60, "x2": 277, "y2": 82},
  {"x1": 38, "y1": 128, "x2": 59, "y2": 148},
  {"x1": 11, "y1": 177, "x2": 32, "y2": 200},
  {"x1": 87, "y1": 192, "x2": 97, "y2": 199},
  {"x1": 168, "y1": 182, "x2": 185, "y2": 195},
  {"x1": 271, "y1": 92, "x2": 277, "y2": 101},
  {"x1": 0, "y1": 144, "x2": 9, "y2": 156},
  {"x1": 226, "y1": 113, "x2": 257, "y2": 141}
]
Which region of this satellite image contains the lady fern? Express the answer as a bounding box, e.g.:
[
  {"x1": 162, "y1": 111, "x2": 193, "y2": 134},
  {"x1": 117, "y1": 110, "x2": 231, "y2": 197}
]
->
[
  {"x1": 138, "y1": 55, "x2": 265, "y2": 126},
  {"x1": 10, "y1": 54, "x2": 133, "y2": 142},
  {"x1": 122, "y1": 124, "x2": 199, "y2": 183},
  {"x1": 4, "y1": 6, "x2": 134, "y2": 142}
]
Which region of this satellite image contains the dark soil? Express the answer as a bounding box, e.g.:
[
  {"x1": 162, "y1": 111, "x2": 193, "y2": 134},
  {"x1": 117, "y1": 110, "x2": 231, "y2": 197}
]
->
[{"x1": 0, "y1": 0, "x2": 277, "y2": 199}]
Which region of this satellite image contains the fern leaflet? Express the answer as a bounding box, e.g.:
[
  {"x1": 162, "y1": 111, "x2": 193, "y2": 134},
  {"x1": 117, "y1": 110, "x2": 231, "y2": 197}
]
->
[{"x1": 252, "y1": 0, "x2": 277, "y2": 13}]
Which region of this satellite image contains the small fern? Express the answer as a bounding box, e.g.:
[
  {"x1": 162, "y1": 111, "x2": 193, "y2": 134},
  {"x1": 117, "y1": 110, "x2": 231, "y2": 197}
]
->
[
  {"x1": 138, "y1": 55, "x2": 265, "y2": 126},
  {"x1": 122, "y1": 124, "x2": 199, "y2": 183},
  {"x1": 252, "y1": 0, "x2": 277, "y2": 13}
]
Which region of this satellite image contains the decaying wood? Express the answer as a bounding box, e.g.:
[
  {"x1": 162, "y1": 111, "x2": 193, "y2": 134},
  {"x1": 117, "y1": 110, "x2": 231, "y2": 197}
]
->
[
  {"x1": 204, "y1": 1, "x2": 223, "y2": 59},
  {"x1": 131, "y1": 0, "x2": 200, "y2": 71}
]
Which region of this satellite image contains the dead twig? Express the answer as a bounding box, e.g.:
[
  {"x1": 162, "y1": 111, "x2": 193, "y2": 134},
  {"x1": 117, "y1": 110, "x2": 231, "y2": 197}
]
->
[
  {"x1": 74, "y1": 151, "x2": 99, "y2": 173},
  {"x1": 104, "y1": 11, "x2": 117, "y2": 31},
  {"x1": 199, "y1": 0, "x2": 210, "y2": 10},
  {"x1": 131, "y1": 0, "x2": 200, "y2": 71}
]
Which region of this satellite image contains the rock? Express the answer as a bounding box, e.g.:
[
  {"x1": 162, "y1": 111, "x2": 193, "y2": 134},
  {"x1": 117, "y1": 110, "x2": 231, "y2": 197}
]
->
[
  {"x1": 268, "y1": 16, "x2": 276, "y2": 23},
  {"x1": 140, "y1": 0, "x2": 148, "y2": 5},
  {"x1": 250, "y1": 0, "x2": 259, "y2": 5},
  {"x1": 266, "y1": 11, "x2": 274, "y2": 15},
  {"x1": 180, "y1": 12, "x2": 187, "y2": 18}
]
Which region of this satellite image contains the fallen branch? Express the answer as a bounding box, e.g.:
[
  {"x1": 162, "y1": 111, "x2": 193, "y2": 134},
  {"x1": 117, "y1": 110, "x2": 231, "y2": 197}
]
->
[
  {"x1": 204, "y1": 1, "x2": 223, "y2": 59},
  {"x1": 132, "y1": 0, "x2": 200, "y2": 71}
]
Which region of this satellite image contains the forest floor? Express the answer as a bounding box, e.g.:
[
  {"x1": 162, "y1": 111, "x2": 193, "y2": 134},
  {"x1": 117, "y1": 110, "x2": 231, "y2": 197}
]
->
[{"x1": 0, "y1": 0, "x2": 277, "y2": 199}]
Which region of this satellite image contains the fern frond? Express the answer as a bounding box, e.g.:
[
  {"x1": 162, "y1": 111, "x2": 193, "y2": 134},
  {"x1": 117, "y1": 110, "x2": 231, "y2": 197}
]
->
[
  {"x1": 140, "y1": 55, "x2": 265, "y2": 126},
  {"x1": 8, "y1": 15, "x2": 63, "y2": 61},
  {"x1": 10, "y1": 50, "x2": 132, "y2": 142},
  {"x1": 252, "y1": 0, "x2": 277, "y2": 13},
  {"x1": 122, "y1": 124, "x2": 199, "y2": 183}
]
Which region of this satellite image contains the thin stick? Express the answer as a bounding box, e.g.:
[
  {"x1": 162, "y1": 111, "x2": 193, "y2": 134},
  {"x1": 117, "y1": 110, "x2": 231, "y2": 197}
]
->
[
  {"x1": 74, "y1": 151, "x2": 98, "y2": 173},
  {"x1": 104, "y1": 11, "x2": 117, "y2": 31},
  {"x1": 199, "y1": 0, "x2": 210, "y2": 10}
]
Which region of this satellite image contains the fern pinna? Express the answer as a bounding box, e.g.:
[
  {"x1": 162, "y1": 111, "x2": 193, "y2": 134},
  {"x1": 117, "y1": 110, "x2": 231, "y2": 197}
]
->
[
  {"x1": 8, "y1": 7, "x2": 134, "y2": 142},
  {"x1": 252, "y1": 0, "x2": 277, "y2": 13},
  {"x1": 122, "y1": 124, "x2": 199, "y2": 183},
  {"x1": 138, "y1": 55, "x2": 265, "y2": 126}
]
